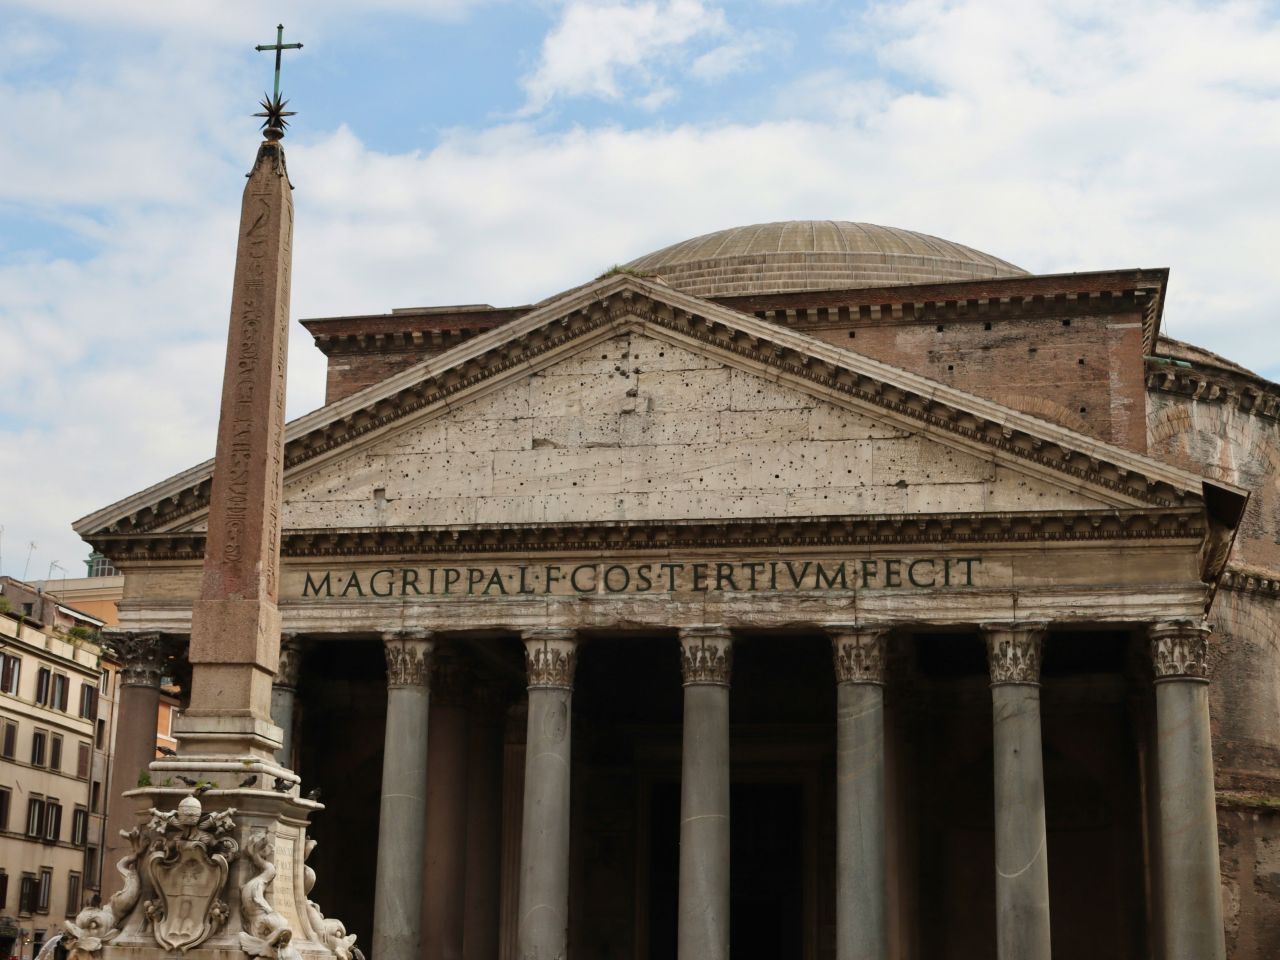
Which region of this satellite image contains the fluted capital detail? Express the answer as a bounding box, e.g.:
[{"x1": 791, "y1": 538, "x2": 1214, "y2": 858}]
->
[
  {"x1": 103, "y1": 630, "x2": 168, "y2": 688},
  {"x1": 523, "y1": 629, "x2": 578, "y2": 690},
  {"x1": 1150, "y1": 620, "x2": 1211, "y2": 684},
  {"x1": 679, "y1": 625, "x2": 733, "y2": 686},
  {"x1": 274, "y1": 633, "x2": 304, "y2": 690},
  {"x1": 829, "y1": 625, "x2": 889, "y2": 685},
  {"x1": 382, "y1": 630, "x2": 434, "y2": 688},
  {"x1": 983, "y1": 622, "x2": 1047, "y2": 686}
]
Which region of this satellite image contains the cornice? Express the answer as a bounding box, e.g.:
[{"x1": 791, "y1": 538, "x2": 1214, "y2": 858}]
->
[
  {"x1": 1218, "y1": 567, "x2": 1280, "y2": 600},
  {"x1": 77, "y1": 275, "x2": 1220, "y2": 539},
  {"x1": 85, "y1": 508, "x2": 1205, "y2": 563},
  {"x1": 1146, "y1": 361, "x2": 1280, "y2": 422}
]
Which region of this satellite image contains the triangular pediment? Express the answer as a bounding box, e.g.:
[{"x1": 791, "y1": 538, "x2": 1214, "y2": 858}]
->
[{"x1": 76, "y1": 273, "x2": 1239, "y2": 541}]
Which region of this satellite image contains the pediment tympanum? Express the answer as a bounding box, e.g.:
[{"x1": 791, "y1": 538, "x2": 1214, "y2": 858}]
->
[{"x1": 268, "y1": 331, "x2": 1113, "y2": 530}]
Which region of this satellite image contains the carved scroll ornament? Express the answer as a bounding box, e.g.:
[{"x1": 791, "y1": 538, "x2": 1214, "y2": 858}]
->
[
  {"x1": 831, "y1": 628, "x2": 888, "y2": 685},
  {"x1": 240, "y1": 832, "x2": 301, "y2": 960},
  {"x1": 679, "y1": 627, "x2": 733, "y2": 686},
  {"x1": 985, "y1": 624, "x2": 1047, "y2": 686},
  {"x1": 524, "y1": 631, "x2": 577, "y2": 690},
  {"x1": 382, "y1": 633, "x2": 432, "y2": 688},
  {"x1": 1150, "y1": 621, "x2": 1211, "y2": 682}
]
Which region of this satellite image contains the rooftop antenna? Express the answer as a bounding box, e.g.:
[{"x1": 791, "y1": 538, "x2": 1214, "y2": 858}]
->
[
  {"x1": 48, "y1": 561, "x2": 66, "y2": 591},
  {"x1": 22, "y1": 541, "x2": 36, "y2": 581}
]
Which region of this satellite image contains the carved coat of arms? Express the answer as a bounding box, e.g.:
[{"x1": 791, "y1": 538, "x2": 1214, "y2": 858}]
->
[{"x1": 142, "y1": 796, "x2": 239, "y2": 953}]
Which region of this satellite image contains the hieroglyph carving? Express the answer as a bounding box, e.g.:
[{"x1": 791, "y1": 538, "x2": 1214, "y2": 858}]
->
[
  {"x1": 1151, "y1": 622, "x2": 1211, "y2": 682},
  {"x1": 382, "y1": 634, "x2": 432, "y2": 688},
  {"x1": 831, "y1": 630, "x2": 888, "y2": 685},
  {"x1": 302, "y1": 838, "x2": 359, "y2": 960},
  {"x1": 985, "y1": 626, "x2": 1046, "y2": 685},
  {"x1": 240, "y1": 832, "x2": 301, "y2": 960},
  {"x1": 62, "y1": 828, "x2": 148, "y2": 960},
  {"x1": 680, "y1": 630, "x2": 733, "y2": 686},
  {"x1": 142, "y1": 797, "x2": 238, "y2": 953},
  {"x1": 524, "y1": 633, "x2": 577, "y2": 690}
]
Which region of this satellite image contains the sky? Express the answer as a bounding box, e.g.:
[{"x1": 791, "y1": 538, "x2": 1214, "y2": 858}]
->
[{"x1": 1, "y1": 0, "x2": 1278, "y2": 581}]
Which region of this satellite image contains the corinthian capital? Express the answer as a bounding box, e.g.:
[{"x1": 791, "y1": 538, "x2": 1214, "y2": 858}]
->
[
  {"x1": 679, "y1": 626, "x2": 733, "y2": 687},
  {"x1": 983, "y1": 622, "x2": 1047, "y2": 686},
  {"x1": 103, "y1": 630, "x2": 168, "y2": 688},
  {"x1": 1150, "y1": 620, "x2": 1211, "y2": 683},
  {"x1": 523, "y1": 629, "x2": 577, "y2": 690},
  {"x1": 829, "y1": 626, "x2": 889, "y2": 685},
  {"x1": 382, "y1": 631, "x2": 434, "y2": 688}
]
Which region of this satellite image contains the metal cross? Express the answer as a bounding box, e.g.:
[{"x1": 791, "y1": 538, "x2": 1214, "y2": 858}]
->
[{"x1": 255, "y1": 24, "x2": 303, "y2": 100}]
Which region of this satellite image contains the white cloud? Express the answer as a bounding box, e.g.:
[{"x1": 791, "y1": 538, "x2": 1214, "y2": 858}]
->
[
  {"x1": 520, "y1": 0, "x2": 731, "y2": 111},
  {"x1": 3, "y1": 0, "x2": 1280, "y2": 580}
]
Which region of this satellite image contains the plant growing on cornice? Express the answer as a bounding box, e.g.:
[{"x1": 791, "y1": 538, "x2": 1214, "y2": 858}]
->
[{"x1": 0, "y1": 597, "x2": 10, "y2": 615}]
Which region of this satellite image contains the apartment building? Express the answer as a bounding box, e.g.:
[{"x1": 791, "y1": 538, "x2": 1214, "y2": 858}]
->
[{"x1": 0, "y1": 579, "x2": 104, "y2": 960}]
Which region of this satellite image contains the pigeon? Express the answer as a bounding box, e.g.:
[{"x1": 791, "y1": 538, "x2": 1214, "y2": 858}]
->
[
  {"x1": 272, "y1": 777, "x2": 292, "y2": 793},
  {"x1": 305, "y1": 787, "x2": 322, "y2": 802},
  {"x1": 192, "y1": 783, "x2": 214, "y2": 797},
  {"x1": 157, "y1": 746, "x2": 177, "y2": 757},
  {"x1": 175, "y1": 775, "x2": 199, "y2": 787},
  {"x1": 238, "y1": 774, "x2": 258, "y2": 788}
]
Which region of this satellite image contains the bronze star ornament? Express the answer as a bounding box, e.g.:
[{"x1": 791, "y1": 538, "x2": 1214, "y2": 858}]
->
[{"x1": 254, "y1": 93, "x2": 296, "y2": 140}]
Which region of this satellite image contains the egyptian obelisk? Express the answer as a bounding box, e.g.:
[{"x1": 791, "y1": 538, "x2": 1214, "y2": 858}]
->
[
  {"x1": 76, "y1": 35, "x2": 361, "y2": 960},
  {"x1": 178, "y1": 89, "x2": 294, "y2": 760}
]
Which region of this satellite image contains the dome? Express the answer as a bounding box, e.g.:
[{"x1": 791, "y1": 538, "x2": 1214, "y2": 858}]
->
[{"x1": 624, "y1": 220, "x2": 1028, "y2": 297}]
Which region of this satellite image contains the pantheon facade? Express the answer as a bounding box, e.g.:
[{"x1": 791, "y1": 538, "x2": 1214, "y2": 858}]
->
[{"x1": 78, "y1": 222, "x2": 1280, "y2": 959}]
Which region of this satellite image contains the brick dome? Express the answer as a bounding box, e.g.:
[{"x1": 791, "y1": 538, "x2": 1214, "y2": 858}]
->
[{"x1": 625, "y1": 220, "x2": 1028, "y2": 297}]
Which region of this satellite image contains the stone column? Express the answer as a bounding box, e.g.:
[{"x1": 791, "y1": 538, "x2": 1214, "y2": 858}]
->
[
  {"x1": 677, "y1": 625, "x2": 733, "y2": 960},
  {"x1": 1150, "y1": 621, "x2": 1226, "y2": 960},
  {"x1": 464, "y1": 682, "x2": 508, "y2": 960},
  {"x1": 424, "y1": 651, "x2": 471, "y2": 960},
  {"x1": 984, "y1": 623, "x2": 1052, "y2": 960},
  {"x1": 372, "y1": 631, "x2": 434, "y2": 960},
  {"x1": 830, "y1": 626, "x2": 889, "y2": 960},
  {"x1": 516, "y1": 629, "x2": 578, "y2": 960},
  {"x1": 271, "y1": 633, "x2": 303, "y2": 769},
  {"x1": 101, "y1": 630, "x2": 167, "y2": 897}
]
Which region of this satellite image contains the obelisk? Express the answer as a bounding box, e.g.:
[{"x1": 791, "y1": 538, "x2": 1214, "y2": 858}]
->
[{"x1": 178, "y1": 96, "x2": 295, "y2": 760}]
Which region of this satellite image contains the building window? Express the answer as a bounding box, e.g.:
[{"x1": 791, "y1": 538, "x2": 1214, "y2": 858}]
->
[
  {"x1": 31, "y1": 728, "x2": 47, "y2": 766},
  {"x1": 90, "y1": 780, "x2": 101, "y2": 813},
  {"x1": 19, "y1": 873, "x2": 37, "y2": 914},
  {"x1": 71, "y1": 807, "x2": 88, "y2": 846},
  {"x1": 44, "y1": 800, "x2": 62, "y2": 844},
  {"x1": 65, "y1": 873, "x2": 81, "y2": 918},
  {"x1": 1, "y1": 652, "x2": 21, "y2": 694},
  {"x1": 38, "y1": 866, "x2": 52, "y2": 913},
  {"x1": 99, "y1": 669, "x2": 110, "y2": 696},
  {"x1": 77, "y1": 741, "x2": 91, "y2": 779},
  {"x1": 50, "y1": 733, "x2": 63, "y2": 772},
  {"x1": 78, "y1": 684, "x2": 98, "y2": 720},
  {"x1": 1, "y1": 716, "x2": 16, "y2": 757},
  {"x1": 84, "y1": 847, "x2": 98, "y2": 885},
  {"x1": 51, "y1": 674, "x2": 69, "y2": 712},
  {"x1": 0, "y1": 869, "x2": 8, "y2": 910},
  {"x1": 35, "y1": 667, "x2": 51, "y2": 706},
  {"x1": 26, "y1": 796, "x2": 45, "y2": 837},
  {"x1": 86, "y1": 553, "x2": 117, "y2": 578},
  {"x1": 0, "y1": 785, "x2": 10, "y2": 830},
  {"x1": 96, "y1": 718, "x2": 106, "y2": 749}
]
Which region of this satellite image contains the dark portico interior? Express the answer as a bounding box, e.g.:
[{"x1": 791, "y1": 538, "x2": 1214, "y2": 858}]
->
[{"x1": 299, "y1": 627, "x2": 1156, "y2": 960}]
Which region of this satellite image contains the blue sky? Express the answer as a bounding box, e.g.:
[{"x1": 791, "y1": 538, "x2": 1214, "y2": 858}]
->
[{"x1": 2, "y1": 0, "x2": 1279, "y2": 579}]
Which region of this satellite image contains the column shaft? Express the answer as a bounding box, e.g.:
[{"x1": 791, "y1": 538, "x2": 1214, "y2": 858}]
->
[
  {"x1": 1151, "y1": 623, "x2": 1226, "y2": 960},
  {"x1": 831, "y1": 628, "x2": 888, "y2": 960},
  {"x1": 270, "y1": 635, "x2": 302, "y2": 768},
  {"x1": 464, "y1": 686, "x2": 507, "y2": 960},
  {"x1": 677, "y1": 627, "x2": 732, "y2": 960},
  {"x1": 517, "y1": 631, "x2": 577, "y2": 960},
  {"x1": 102, "y1": 631, "x2": 166, "y2": 899},
  {"x1": 985, "y1": 624, "x2": 1051, "y2": 960},
  {"x1": 372, "y1": 634, "x2": 433, "y2": 960},
  {"x1": 424, "y1": 656, "x2": 471, "y2": 960}
]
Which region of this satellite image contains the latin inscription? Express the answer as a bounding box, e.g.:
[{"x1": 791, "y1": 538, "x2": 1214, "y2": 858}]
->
[{"x1": 296, "y1": 557, "x2": 981, "y2": 599}]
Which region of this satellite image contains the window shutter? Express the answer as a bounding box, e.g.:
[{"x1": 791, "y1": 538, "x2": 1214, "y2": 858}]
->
[
  {"x1": 1, "y1": 720, "x2": 15, "y2": 758},
  {"x1": 35, "y1": 667, "x2": 50, "y2": 706},
  {"x1": 77, "y1": 742, "x2": 91, "y2": 779}
]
